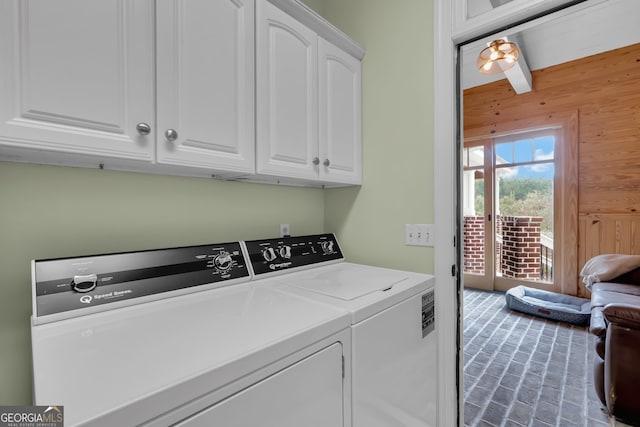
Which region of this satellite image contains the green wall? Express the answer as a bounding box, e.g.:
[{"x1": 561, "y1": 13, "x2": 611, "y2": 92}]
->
[
  {"x1": 0, "y1": 162, "x2": 324, "y2": 404},
  {"x1": 316, "y1": 0, "x2": 436, "y2": 273}
]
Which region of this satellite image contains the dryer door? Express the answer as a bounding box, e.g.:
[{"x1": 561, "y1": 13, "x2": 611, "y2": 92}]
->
[{"x1": 176, "y1": 343, "x2": 344, "y2": 426}]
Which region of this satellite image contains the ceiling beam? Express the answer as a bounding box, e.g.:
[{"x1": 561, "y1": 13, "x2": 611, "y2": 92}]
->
[{"x1": 503, "y1": 37, "x2": 532, "y2": 94}]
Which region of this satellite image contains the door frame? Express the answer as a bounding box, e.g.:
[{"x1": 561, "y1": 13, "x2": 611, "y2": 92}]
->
[
  {"x1": 433, "y1": 1, "x2": 586, "y2": 425},
  {"x1": 462, "y1": 139, "x2": 494, "y2": 291},
  {"x1": 464, "y1": 113, "x2": 579, "y2": 296}
]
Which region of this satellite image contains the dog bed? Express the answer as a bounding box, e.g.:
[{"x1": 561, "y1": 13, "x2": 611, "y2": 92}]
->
[{"x1": 505, "y1": 285, "x2": 591, "y2": 325}]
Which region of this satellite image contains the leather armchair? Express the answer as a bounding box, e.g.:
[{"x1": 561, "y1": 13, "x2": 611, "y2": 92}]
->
[{"x1": 589, "y1": 268, "x2": 640, "y2": 425}]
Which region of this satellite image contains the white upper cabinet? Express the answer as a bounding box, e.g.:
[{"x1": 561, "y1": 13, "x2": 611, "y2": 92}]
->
[
  {"x1": 0, "y1": 0, "x2": 254, "y2": 175},
  {"x1": 0, "y1": 0, "x2": 362, "y2": 186},
  {"x1": 156, "y1": 0, "x2": 255, "y2": 174},
  {"x1": 0, "y1": 0, "x2": 155, "y2": 163},
  {"x1": 256, "y1": 0, "x2": 319, "y2": 181},
  {"x1": 318, "y1": 38, "x2": 362, "y2": 185},
  {"x1": 256, "y1": 0, "x2": 363, "y2": 186}
]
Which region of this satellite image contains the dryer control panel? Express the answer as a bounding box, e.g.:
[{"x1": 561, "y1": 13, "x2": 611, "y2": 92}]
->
[
  {"x1": 245, "y1": 234, "x2": 344, "y2": 276},
  {"x1": 32, "y1": 242, "x2": 250, "y2": 323}
]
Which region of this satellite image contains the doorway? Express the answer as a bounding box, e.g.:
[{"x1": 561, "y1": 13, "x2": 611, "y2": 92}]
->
[
  {"x1": 433, "y1": 1, "x2": 640, "y2": 424},
  {"x1": 463, "y1": 129, "x2": 559, "y2": 292}
]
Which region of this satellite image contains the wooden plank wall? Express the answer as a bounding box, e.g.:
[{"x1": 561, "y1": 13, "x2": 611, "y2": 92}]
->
[
  {"x1": 464, "y1": 43, "x2": 640, "y2": 295},
  {"x1": 578, "y1": 214, "x2": 640, "y2": 296}
]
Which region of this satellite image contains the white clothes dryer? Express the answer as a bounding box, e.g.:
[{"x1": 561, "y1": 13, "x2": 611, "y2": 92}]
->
[{"x1": 244, "y1": 234, "x2": 437, "y2": 427}]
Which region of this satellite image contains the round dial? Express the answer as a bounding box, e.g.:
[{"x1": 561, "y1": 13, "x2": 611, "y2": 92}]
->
[
  {"x1": 320, "y1": 241, "x2": 334, "y2": 255},
  {"x1": 214, "y1": 252, "x2": 233, "y2": 272},
  {"x1": 262, "y1": 247, "x2": 277, "y2": 262},
  {"x1": 279, "y1": 245, "x2": 292, "y2": 259},
  {"x1": 71, "y1": 274, "x2": 98, "y2": 293}
]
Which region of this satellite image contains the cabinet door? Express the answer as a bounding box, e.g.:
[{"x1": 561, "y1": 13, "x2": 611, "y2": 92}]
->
[
  {"x1": 156, "y1": 0, "x2": 255, "y2": 174},
  {"x1": 0, "y1": 0, "x2": 154, "y2": 163},
  {"x1": 318, "y1": 38, "x2": 362, "y2": 185},
  {"x1": 256, "y1": 0, "x2": 319, "y2": 181},
  {"x1": 176, "y1": 343, "x2": 344, "y2": 427}
]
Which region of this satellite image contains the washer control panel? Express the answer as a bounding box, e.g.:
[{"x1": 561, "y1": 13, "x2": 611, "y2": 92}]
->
[
  {"x1": 245, "y1": 234, "x2": 343, "y2": 276},
  {"x1": 33, "y1": 242, "x2": 249, "y2": 322}
]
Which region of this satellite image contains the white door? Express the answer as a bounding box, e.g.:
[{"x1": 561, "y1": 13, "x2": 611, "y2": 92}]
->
[
  {"x1": 318, "y1": 38, "x2": 362, "y2": 185},
  {"x1": 256, "y1": 0, "x2": 319, "y2": 181},
  {"x1": 177, "y1": 343, "x2": 344, "y2": 427},
  {"x1": 156, "y1": 0, "x2": 255, "y2": 174},
  {"x1": 0, "y1": 0, "x2": 155, "y2": 163}
]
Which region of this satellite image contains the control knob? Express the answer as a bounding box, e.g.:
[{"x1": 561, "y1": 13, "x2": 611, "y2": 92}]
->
[
  {"x1": 279, "y1": 245, "x2": 292, "y2": 259},
  {"x1": 71, "y1": 274, "x2": 98, "y2": 293},
  {"x1": 320, "y1": 241, "x2": 334, "y2": 255},
  {"x1": 262, "y1": 247, "x2": 277, "y2": 262},
  {"x1": 214, "y1": 252, "x2": 233, "y2": 272}
]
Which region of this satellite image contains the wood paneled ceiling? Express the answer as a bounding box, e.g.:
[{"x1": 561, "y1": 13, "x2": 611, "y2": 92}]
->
[{"x1": 461, "y1": 0, "x2": 640, "y2": 90}]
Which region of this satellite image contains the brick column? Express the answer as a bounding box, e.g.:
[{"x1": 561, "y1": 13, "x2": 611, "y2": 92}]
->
[
  {"x1": 464, "y1": 216, "x2": 484, "y2": 274},
  {"x1": 500, "y1": 216, "x2": 542, "y2": 280}
]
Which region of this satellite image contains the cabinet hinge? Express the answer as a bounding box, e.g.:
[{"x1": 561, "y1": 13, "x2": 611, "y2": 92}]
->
[{"x1": 451, "y1": 264, "x2": 457, "y2": 277}]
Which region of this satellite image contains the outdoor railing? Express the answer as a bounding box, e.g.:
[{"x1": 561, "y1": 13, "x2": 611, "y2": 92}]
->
[{"x1": 540, "y1": 243, "x2": 553, "y2": 282}]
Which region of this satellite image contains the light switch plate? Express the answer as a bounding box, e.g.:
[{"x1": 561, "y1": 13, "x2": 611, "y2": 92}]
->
[{"x1": 405, "y1": 224, "x2": 434, "y2": 247}]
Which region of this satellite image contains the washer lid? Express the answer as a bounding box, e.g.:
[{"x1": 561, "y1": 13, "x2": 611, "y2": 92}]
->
[
  {"x1": 289, "y1": 264, "x2": 409, "y2": 300},
  {"x1": 31, "y1": 284, "x2": 349, "y2": 426}
]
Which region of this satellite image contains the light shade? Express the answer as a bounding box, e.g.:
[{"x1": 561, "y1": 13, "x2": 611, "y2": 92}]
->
[{"x1": 477, "y1": 39, "x2": 519, "y2": 74}]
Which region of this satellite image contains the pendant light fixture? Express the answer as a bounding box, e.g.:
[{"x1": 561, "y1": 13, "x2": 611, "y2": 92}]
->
[{"x1": 477, "y1": 39, "x2": 519, "y2": 74}]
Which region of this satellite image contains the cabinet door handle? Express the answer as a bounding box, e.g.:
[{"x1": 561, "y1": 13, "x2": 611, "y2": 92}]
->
[
  {"x1": 313, "y1": 157, "x2": 320, "y2": 166},
  {"x1": 136, "y1": 123, "x2": 151, "y2": 136},
  {"x1": 323, "y1": 159, "x2": 331, "y2": 167},
  {"x1": 165, "y1": 129, "x2": 178, "y2": 142}
]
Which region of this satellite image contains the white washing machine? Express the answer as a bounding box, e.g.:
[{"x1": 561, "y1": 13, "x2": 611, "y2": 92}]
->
[
  {"x1": 30, "y1": 242, "x2": 352, "y2": 426},
  {"x1": 244, "y1": 234, "x2": 437, "y2": 427}
]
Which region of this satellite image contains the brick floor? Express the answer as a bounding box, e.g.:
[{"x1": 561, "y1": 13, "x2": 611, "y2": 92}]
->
[{"x1": 463, "y1": 288, "x2": 611, "y2": 427}]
